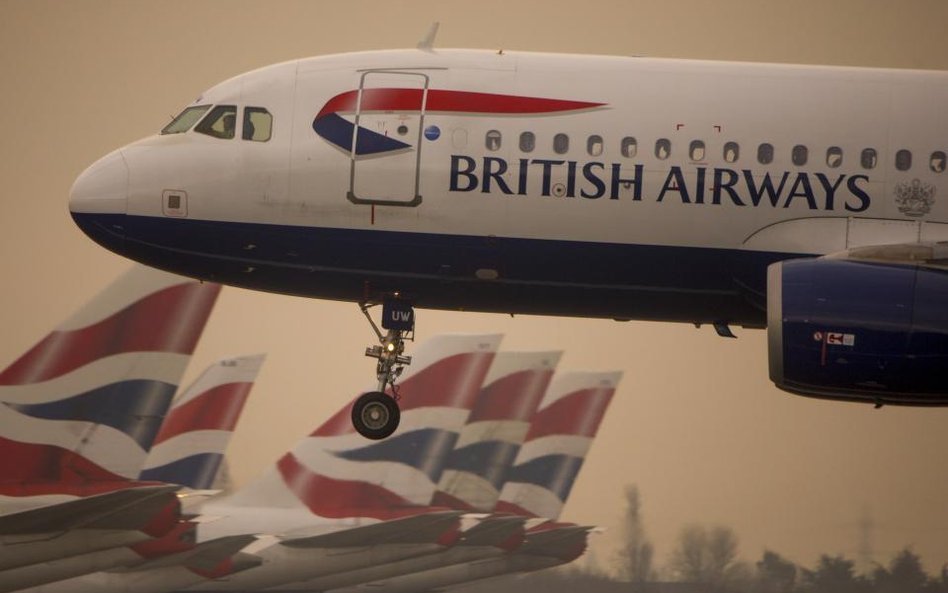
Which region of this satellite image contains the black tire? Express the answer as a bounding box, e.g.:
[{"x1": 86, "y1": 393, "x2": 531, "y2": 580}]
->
[{"x1": 351, "y1": 391, "x2": 400, "y2": 440}]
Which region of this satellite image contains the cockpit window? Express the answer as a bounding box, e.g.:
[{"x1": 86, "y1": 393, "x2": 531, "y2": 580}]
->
[
  {"x1": 194, "y1": 105, "x2": 237, "y2": 139},
  {"x1": 160, "y1": 105, "x2": 211, "y2": 135},
  {"x1": 243, "y1": 107, "x2": 272, "y2": 142}
]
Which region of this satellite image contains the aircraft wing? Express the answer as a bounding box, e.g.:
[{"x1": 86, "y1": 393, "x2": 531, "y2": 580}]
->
[
  {"x1": 117, "y1": 534, "x2": 258, "y2": 572},
  {"x1": 460, "y1": 515, "x2": 525, "y2": 548},
  {"x1": 0, "y1": 484, "x2": 180, "y2": 535},
  {"x1": 279, "y1": 511, "x2": 462, "y2": 548},
  {"x1": 518, "y1": 525, "x2": 593, "y2": 557},
  {"x1": 824, "y1": 241, "x2": 948, "y2": 268}
]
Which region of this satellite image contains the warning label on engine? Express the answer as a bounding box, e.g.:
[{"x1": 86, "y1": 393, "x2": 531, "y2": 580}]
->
[
  {"x1": 813, "y1": 331, "x2": 855, "y2": 346},
  {"x1": 826, "y1": 332, "x2": 855, "y2": 346}
]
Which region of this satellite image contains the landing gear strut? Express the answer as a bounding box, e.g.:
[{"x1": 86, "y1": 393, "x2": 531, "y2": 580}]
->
[{"x1": 351, "y1": 299, "x2": 415, "y2": 439}]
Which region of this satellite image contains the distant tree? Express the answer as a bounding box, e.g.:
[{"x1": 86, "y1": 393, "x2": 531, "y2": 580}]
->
[
  {"x1": 615, "y1": 484, "x2": 655, "y2": 588},
  {"x1": 670, "y1": 524, "x2": 709, "y2": 583},
  {"x1": 927, "y1": 564, "x2": 948, "y2": 593},
  {"x1": 706, "y1": 526, "x2": 740, "y2": 584},
  {"x1": 800, "y1": 554, "x2": 869, "y2": 593},
  {"x1": 753, "y1": 550, "x2": 797, "y2": 593},
  {"x1": 872, "y1": 547, "x2": 928, "y2": 593},
  {"x1": 669, "y1": 524, "x2": 744, "y2": 592}
]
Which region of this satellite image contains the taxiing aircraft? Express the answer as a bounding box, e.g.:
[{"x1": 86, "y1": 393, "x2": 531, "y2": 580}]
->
[{"x1": 69, "y1": 36, "x2": 948, "y2": 439}]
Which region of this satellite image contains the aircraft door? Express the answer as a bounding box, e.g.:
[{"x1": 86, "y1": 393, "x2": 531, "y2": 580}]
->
[{"x1": 348, "y1": 71, "x2": 429, "y2": 207}]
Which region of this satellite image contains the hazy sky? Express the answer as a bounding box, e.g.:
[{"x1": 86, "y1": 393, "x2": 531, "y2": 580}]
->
[{"x1": 2, "y1": 0, "x2": 947, "y2": 577}]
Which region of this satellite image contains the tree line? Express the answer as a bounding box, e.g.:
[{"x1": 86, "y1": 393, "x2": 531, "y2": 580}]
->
[{"x1": 615, "y1": 484, "x2": 947, "y2": 593}]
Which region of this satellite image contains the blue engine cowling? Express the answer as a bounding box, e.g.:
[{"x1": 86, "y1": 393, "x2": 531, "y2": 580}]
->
[{"x1": 767, "y1": 258, "x2": 948, "y2": 405}]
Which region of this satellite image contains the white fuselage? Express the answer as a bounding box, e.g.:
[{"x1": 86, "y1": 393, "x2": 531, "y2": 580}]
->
[{"x1": 70, "y1": 49, "x2": 948, "y2": 325}]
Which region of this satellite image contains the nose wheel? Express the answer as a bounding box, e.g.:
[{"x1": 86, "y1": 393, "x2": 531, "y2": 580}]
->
[
  {"x1": 351, "y1": 391, "x2": 401, "y2": 440},
  {"x1": 353, "y1": 299, "x2": 414, "y2": 440}
]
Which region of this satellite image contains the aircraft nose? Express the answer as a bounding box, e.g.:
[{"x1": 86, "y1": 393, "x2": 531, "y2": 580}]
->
[{"x1": 69, "y1": 149, "x2": 129, "y2": 216}]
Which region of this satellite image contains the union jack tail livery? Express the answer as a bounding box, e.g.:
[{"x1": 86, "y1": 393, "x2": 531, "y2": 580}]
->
[
  {"x1": 209, "y1": 334, "x2": 500, "y2": 535},
  {"x1": 432, "y1": 351, "x2": 561, "y2": 512},
  {"x1": 494, "y1": 371, "x2": 619, "y2": 520},
  {"x1": 139, "y1": 354, "x2": 264, "y2": 489},
  {"x1": 0, "y1": 265, "x2": 220, "y2": 489}
]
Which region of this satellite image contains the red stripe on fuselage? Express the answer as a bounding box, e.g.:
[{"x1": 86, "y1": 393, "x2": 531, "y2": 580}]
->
[{"x1": 316, "y1": 89, "x2": 604, "y2": 120}]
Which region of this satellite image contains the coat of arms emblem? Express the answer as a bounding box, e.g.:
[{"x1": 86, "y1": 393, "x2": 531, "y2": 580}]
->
[{"x1": 894, "y1": 179, "x2": 936, "y2": 217}]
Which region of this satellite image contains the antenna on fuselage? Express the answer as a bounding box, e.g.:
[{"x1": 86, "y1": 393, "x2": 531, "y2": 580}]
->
[{"x1": 417, "y1": 22, "x2": 439, "y2": 52}]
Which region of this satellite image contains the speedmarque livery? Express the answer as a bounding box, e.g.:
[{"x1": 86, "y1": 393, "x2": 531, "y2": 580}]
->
[{"x1": 69, "y1": 43, "x2": 948, "y2": 438}]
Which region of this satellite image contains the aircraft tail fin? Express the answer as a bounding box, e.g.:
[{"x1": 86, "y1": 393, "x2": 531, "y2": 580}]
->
[
  {"x1": 221, "y1": 334, "x2": 500, "y2": 521},
  {"x1": 494, "y1": 371, "x2": 619, "y2": 519},
  {"x1": 0, "y1": 265, "x2": 220, "y2": 484},
  {"x1": 139, "y1": 354, "x2": 264, "y2": 489},
  {"x1": 432, "y1": 350, "x2": 560, "y2": 512}
]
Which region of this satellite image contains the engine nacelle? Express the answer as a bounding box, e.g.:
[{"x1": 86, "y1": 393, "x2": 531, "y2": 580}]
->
[{"x1": 768, "y1": 258, "x2": 948, "y2": 405}]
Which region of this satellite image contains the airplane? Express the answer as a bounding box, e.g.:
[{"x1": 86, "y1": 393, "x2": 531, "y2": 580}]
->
[
  {"x1": 272, "y1": 350, "x2": 563, "y2": 593},
  {"x1": 21, "y1": 357, "x2": 266, "y2": 593},
  {"x1": 0, "y1": 266, "x2": 222, "y2": 590},
  {"x1": 68, "y1": 30, "x2": 948, "y2": 439},
  {"x1": 432, "y1": 350, "x2": 561, "y2": 512},
  {"x1": 186, "y1": 334, "x2": 499, "y2": 591},
  {"x1": 282, "y1": 370, "x2": 620, "y2": 593}
]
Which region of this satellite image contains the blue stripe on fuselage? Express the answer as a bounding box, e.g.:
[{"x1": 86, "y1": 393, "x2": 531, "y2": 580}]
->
[{"x1": 72, "y1": 212, "x2": 801, "y2": 325}]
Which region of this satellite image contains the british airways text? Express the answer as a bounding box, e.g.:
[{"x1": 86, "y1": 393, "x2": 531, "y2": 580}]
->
[{"x1": 449, "y1": 155, "x2": 872, "y2": 212}]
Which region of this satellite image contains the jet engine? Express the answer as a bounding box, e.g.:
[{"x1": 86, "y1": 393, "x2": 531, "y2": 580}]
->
[{"x1": 767, "y1": 251, "x2": 948, "y2": 405}]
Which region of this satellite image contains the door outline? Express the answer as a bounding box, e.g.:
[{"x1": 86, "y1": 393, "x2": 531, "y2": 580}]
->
[{"x1": 347, "y1": 70, "x2": 429, "y2": 207}]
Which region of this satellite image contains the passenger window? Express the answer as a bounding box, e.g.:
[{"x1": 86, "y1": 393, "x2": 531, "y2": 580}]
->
[
  {"x1": 723, "y1": 142, "x2": 739, "y2": 163},
  {"x1": 826, "y1": 146, "x2": 843, "y2": 168},
  {"x1": 621, "y1": 137, "x2": 637, "y2": 158},
  {"x1": 689, "y1": 140, "x2": 706, "y2": 161},
  {"x1": 792, "y1": 145, "x2": 808, "y2": 167},
  {"x1": 553, "y1": 133, "x2": 570, "y2": 155},
  {"x1": 861, "y1": 148, "x2": 878, "y2": 170},
  {"x1": 587, "y1": 135, "x2": 604, "y2": 157},
  {"x1": 757, "y1": 143, "x2": 774, "y2": 165},
  {"x1": 194, "y1": 105, "x2": 238, "y2": 139},
  {"x1": 161, "y1": 105, "x2": 211, "y2": 135},
  {"x1": 930, "y1": 151, "x2": 946, "y2": 173},
  {"x1": 486, "y1": 130, "x2": 502, "y2": 151},
  {"x1": 655, "y1": 138, "x2": 671, "y2": 160},
  {"x1": 519, "y1": 132, "x2": 535, "y2": 153},
  {"x1": 242, "y1": 107, "x2": 272, "y2": 142},
  {"x1": 896, "y1": 149, "x2": 912, "y2": 171}
]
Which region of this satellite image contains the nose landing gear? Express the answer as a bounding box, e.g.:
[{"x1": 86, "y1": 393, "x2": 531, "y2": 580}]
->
[{"x1": 352, "y1": 299, "x2": 415, "y2": 440}]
